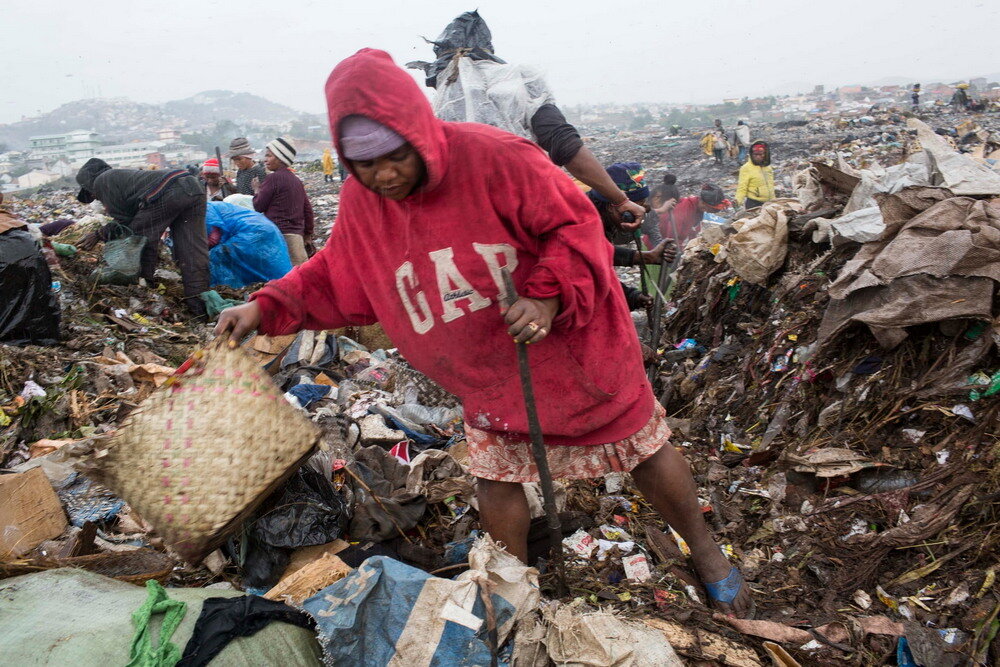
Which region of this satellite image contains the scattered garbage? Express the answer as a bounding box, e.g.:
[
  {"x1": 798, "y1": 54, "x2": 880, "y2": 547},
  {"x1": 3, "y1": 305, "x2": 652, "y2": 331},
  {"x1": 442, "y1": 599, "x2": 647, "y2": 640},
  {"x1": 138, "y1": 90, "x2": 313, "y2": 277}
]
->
[{"x1": 2, "y1": 100, "x2": 1000, "y2": 666}]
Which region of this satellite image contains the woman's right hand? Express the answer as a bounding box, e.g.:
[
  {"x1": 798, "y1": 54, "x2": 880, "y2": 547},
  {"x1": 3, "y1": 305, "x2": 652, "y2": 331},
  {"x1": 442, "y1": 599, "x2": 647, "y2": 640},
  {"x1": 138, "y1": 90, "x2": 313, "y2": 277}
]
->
[
  {"x1": 77, "y1": 231, "x2": 102, "y2": 251},
  {"x1": 654, "y1": 198, "x2": 677, "y2": 215},
  {"x1": 214, "y1": 301, "x2": 261, "y2": 344}
]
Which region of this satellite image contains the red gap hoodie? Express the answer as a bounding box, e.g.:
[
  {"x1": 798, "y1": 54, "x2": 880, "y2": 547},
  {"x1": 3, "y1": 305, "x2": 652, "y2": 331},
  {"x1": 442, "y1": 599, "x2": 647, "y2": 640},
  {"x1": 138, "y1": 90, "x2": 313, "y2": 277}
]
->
[{"x1": 250, "y1": 48, "x2": 654, "y2": 446}]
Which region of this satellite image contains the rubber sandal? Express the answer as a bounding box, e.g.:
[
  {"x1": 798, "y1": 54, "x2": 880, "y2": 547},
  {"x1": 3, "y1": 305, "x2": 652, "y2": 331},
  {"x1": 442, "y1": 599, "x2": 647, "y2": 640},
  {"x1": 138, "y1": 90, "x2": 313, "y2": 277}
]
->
[{"x1": 703, "y1": 566, "x2": 756, "y2": 618}]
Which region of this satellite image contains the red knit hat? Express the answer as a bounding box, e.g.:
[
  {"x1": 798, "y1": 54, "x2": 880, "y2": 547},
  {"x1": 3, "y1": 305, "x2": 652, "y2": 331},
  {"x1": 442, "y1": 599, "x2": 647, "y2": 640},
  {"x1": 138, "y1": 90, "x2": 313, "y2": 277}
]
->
[{"x1": 202, "y1": 158, "x2": 221, "y2": 174}]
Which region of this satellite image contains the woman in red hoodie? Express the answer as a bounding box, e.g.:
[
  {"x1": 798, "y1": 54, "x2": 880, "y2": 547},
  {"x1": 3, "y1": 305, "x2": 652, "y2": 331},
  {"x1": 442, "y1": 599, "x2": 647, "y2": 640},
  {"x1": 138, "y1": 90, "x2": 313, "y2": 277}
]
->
[{"x1": 217, "y1": 49, "x2": 751, "y2": 616}]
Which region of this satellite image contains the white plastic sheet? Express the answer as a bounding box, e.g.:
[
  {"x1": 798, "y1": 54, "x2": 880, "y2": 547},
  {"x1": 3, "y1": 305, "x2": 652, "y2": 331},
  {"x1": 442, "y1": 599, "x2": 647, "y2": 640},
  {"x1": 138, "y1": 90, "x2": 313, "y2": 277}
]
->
[
  {"x1": 908, "y1": 118, "x2": 1000, "y2": 195},
  {"x1": 433, "y1": 58, "x2": 555, "y2": 140}
]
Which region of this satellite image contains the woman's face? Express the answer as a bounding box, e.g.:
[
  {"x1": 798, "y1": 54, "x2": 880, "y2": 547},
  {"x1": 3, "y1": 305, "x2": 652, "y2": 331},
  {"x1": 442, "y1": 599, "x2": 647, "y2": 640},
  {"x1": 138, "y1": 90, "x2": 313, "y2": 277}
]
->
[
  {"x1": 264, "y1": 150, "x2": 284, "y2": 172},
  {"x1": 349, "y1": 143, "x2": 425, "y2": 201}
]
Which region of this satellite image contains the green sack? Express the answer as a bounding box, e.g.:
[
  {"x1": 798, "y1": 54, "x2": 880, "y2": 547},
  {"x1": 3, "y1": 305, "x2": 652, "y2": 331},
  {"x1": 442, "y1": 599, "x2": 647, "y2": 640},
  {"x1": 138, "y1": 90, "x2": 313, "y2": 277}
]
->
[
  {"x1": 0, "y1": 569, "x2": 322, "y2": 666},
  {"x1": 93, "y1": 234, "x2": 146, "y2": 285}
]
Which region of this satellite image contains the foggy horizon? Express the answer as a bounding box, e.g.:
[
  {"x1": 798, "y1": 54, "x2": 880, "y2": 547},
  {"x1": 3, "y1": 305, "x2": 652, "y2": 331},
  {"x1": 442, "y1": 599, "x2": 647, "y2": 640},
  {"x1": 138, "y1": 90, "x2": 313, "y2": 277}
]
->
[{"x1": 3, "y1": 0, "x2": 998, "y2": 124}]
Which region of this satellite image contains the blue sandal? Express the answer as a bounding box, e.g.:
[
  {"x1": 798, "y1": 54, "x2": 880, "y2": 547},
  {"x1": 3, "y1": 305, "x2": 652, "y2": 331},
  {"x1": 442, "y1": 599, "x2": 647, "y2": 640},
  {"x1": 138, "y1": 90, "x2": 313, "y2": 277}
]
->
[{"x1": 703, "y1": 566, "x2": 755, "y2": 618}]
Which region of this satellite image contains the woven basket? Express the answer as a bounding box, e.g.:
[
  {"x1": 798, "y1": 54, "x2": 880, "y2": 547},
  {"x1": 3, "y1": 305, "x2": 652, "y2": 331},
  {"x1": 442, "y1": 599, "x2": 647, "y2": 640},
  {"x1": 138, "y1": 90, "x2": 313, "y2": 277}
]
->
[
  {"x1": 90, "y1": 340, "x2": 321, "y2": 563},
  {"x1": 59, "y1": 549, "x2": 175, "y2": 585}
]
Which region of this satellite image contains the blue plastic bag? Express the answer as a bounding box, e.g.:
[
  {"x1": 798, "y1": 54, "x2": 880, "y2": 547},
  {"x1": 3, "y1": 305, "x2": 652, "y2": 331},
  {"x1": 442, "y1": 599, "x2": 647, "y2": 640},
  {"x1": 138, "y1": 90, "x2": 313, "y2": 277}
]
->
[
  {"x1": 205, "y1": 201, "x2": 292, "y2": 288},
  {"x1": 302, "y1": 539, "x2": 538, "y2": 666}
]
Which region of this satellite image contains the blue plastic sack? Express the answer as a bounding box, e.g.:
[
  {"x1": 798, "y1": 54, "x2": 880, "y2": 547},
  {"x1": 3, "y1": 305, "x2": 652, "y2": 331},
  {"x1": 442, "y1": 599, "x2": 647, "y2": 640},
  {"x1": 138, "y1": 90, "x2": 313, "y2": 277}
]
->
[
  {"x1": 302, "y1": 540, "x2": 538, "y2": 667},
  {"x1": 205, "y1": 201, "x2": 292, "y2": 288}
]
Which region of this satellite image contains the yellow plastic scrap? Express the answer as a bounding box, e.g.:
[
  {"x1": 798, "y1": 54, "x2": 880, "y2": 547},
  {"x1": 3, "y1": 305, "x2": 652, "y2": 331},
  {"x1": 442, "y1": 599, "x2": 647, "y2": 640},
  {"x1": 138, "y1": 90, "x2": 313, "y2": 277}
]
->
[
  {"x1": 669, "y1": 526, "x2": 691, "y2": 557},
  {"x1": 720, "y1": 435, "x2": 748, "y2": 453},
  {"x1": 976, "y1": 567, "x2": 996, "y2": 598},
  {"x1": 876, "y1": 585, "x2": 899, "y2": 612}
]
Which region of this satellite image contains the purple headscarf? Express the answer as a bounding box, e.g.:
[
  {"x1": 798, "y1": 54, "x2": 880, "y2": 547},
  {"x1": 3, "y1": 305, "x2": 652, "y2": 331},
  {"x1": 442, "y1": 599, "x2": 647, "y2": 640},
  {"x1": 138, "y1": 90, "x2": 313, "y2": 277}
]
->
[{"x1": 339, "y1": 115, "x2": 406, "y2": 160}]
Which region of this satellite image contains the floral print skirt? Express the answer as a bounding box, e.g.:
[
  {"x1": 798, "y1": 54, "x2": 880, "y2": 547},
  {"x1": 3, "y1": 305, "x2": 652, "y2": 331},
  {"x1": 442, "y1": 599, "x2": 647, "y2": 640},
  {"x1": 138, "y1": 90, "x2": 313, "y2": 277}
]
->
[{"x1": 466, "y1": 403, "x2": 670, "y2": 483}]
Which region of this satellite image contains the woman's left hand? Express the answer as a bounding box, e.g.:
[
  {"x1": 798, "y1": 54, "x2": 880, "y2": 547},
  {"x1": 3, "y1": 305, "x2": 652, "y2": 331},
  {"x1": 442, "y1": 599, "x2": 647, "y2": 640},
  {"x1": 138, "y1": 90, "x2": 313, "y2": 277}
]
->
[{"x1": 503, "y1": 297, "x2": 559, "y2": 344}]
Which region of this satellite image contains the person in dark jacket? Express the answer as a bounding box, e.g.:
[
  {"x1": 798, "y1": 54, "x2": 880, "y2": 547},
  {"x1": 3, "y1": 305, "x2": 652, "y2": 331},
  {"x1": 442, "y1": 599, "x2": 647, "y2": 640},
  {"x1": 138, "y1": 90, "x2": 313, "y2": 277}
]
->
[
  {"x1": 75, "y1": 158, "x2": 210, "y2": 316},
  {"x1": 0, "y1": 193, "x2": 60, "y2": 344},
  {"x1": 586, "y1": 162, "x2": 675, "y2": 310},
  {"x1": 252, "y1": 137, "x2": 314, "y2": 266},
  {"x1": 225, "y1": 137, "x2": 268, "y2": 196}
]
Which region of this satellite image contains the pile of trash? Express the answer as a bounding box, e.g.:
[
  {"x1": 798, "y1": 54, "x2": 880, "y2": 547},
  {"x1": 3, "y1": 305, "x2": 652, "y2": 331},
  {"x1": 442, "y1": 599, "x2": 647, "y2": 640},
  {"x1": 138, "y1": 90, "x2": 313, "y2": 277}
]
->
[
  {"x1": 3, "y1": 112, "x2": 1000, "y2": 665},
  {"x1": 643, "y1": 116, "x2": 1000, "y2": 664},
  {"x1": 0, "y1": 176, "x2": 706, "y2": 664}
]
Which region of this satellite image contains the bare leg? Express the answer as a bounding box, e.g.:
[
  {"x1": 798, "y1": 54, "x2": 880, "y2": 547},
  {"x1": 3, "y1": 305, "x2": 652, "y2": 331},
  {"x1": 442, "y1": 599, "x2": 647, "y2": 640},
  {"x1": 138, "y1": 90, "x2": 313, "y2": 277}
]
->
[
  {"x1": 631, "y1": 443, "x2": 752, "y2": 616},
  {"x1": 475, "y1": 478, "x2": 530, "y2": 563}
]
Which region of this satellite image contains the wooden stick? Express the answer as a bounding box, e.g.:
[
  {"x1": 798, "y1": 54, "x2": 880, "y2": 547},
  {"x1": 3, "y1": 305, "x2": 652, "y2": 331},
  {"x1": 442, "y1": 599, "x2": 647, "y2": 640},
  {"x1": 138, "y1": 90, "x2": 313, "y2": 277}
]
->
[{"x1": 501, "y1": 268, "x2": 567, "y2": 595}]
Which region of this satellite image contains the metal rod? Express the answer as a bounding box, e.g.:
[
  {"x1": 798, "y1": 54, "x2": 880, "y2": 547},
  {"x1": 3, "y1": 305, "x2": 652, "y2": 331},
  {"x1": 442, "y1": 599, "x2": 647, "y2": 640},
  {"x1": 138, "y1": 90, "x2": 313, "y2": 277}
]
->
[
  {"x1": 500, "y1": 268, "x2": 567, "y2": 594},
  {"x1": 648, "y1": 212, "x2": 682, "y2": 381}
]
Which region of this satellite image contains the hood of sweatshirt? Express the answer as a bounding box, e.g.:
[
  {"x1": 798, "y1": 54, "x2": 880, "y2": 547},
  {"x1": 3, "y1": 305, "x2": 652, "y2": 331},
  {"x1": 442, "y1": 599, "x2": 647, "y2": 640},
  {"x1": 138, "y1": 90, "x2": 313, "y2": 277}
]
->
[{"x1": 325, "y1": 48, "x2": 449, "y2": 195}]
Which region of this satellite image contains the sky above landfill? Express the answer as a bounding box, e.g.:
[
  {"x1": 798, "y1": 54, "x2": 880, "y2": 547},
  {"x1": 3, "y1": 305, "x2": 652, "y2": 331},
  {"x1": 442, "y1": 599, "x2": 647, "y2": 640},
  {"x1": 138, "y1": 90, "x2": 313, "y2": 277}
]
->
[{"x1": 3, "y1": 0, "x2": 998, "y2": 124}]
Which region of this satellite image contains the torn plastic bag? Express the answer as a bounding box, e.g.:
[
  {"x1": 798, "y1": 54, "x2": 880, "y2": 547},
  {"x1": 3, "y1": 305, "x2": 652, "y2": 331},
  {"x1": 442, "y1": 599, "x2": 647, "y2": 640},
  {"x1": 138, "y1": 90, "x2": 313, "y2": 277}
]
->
[
  {"x1": 282, "y1": 330, "x2": 338, "y2": 370},
  {"x1": 93, "y1": 233, "x2": 146, "y2": 285},
  {"x1": 253, "y1": 467, "x2": 349, "y2": 550},
  {"x1": 513, "y1": 600, "x2": 684, "y2": 666},
  {"x1": 349, "y1": 446, "x2": 427, "y2": 542},
  {"x1": 0, "y1": 228, "x2": 60, "y2": 345},
  {"x1": 431, "y1": 57, "x2": 555, "y2": 140},
  {"x1": 406, "y1": 10, "x2": 505, "y2": 88},
  {"x1": 396, "y1": 403, "x2": 463, "y2": 429},
  {"x1": 302, "y1": 536, "x2": 538, "y2": 667},
  {"x1": 909, "y1": 118, "x2": 1000, "y2": 195},
  {"x1": 807, "y1": 206, "x2": 885, "y2": 246},
  {"x1": 725, "y1": 199, "x2": 804, "y2": 285},
  {"x1": 240, "y1": 465, "x2": 350, "y2": 588},
  {"x1": 405, "y1": 449, "x2": 474, "y2": 504}
]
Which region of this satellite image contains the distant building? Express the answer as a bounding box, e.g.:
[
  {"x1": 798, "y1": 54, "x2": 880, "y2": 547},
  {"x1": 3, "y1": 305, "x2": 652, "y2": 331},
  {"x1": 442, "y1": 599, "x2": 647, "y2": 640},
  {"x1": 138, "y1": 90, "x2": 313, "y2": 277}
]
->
[
  {"x1": 28, "y1": 129, "x2": 101, "y2": 161},
  {"x1": 16, "y1": 169, "x2": 61, "y2": 189},
  {"x1": 157, "y1": 128, "x2": 181, "y2": 142},
  {"x1": 47, "y1": 158, "x2": 75, "y2": 178},
  {"x1": 837, "y1": 86, "x2": 864, "y2": 101},
  {"x1": 93, "y1": 142, "x2": 160, "y2": 167},
  {"x1": 93, "y1": 140, "x2": 206, "y2": 168}
]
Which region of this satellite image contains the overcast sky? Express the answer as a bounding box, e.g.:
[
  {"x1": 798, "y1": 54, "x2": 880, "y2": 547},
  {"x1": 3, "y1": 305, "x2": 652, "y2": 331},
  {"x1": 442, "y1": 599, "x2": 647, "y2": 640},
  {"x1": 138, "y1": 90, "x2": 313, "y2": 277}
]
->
[{"x1": 3, "y1": 0, "x2": 997, "y2": 124}]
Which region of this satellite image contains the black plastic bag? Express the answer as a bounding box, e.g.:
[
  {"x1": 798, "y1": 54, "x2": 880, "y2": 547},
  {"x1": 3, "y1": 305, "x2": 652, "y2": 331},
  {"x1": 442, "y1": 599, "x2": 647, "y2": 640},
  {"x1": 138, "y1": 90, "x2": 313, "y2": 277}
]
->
[
  {"x1": 239, "y1": 531, "x2": 291, "y2": 590},
  {"x1": 254, "y1": 467, "x2": 349, "y2": 549},
  {"x1": 406, "y1": 10, "x2": 505, "y2": 88},
  {"x1": 238, "y1": 466, "x2": 350, "y2": 588},
  {"x1": 92, "y1": 234, "x2": 146, "y2": 285},
  {"x1": 0, "y1": 228, "x2": 60, "y2": 345}
]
